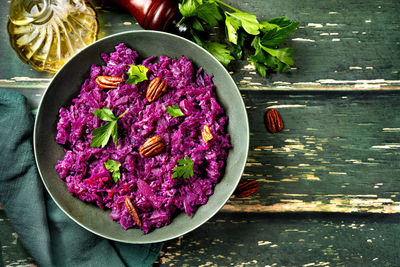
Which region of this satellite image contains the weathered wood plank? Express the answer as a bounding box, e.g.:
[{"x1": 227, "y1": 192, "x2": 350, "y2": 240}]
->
[
  {"x1": 0, "y1": 212, "x2": 36, "y2": 266},
  {"x1": 155, "y1": 212, "x2": 400, "y2": 266},
  {"x1": 1, "y1": 0, "x2": 400, "y2": 90},
  {"x1": 3, "y1": 210, "x2": 400, "y2": 266},
  {"x1": 225, "y1": 91, "x2": 400, "y2": 213}
]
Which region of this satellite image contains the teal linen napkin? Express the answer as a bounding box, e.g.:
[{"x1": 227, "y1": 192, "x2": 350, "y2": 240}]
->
[{"x1": 0, "y1": 89, "x2": 162, "y2": 266}]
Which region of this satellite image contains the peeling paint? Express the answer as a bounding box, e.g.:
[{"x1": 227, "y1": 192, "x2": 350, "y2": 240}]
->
[
  {"x1": 292, "y1": 38, "x2": 316, "y2": 42},
  {"x1": 307, "y1": 23, "x2": 323, "y2": 28}
]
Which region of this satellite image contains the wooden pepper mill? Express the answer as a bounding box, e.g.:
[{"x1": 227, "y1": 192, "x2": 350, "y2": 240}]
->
[{"x1": 104, "y1": 0, "x2": 181, "y2": 31}]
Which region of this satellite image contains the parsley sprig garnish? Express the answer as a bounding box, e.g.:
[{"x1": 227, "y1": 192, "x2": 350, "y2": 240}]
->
[
  {"x1": 104, "y1": 159, "x2": 121, "y2": 182},
  {"x1": 166, "y1": 105, "x2": 185, "y2": 118},
  {"x1": 172, "y1": 156, "x2": 194, "y2": 179},
  {"x1": 90, "y1": 107, "x2": 128, "y2": 148},
  {"x1": 178, "y1": 0, "x2": 299, "y2": 76},
  {"x1": 126, "y1": 65, "x2": 149, "y2": 85}
]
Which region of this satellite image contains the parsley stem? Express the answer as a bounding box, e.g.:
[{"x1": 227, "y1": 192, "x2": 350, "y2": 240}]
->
[
  {"x1": 118, "y1": 108, "x2": 129, "y2": 119},
  {"x1": 213, "y1": 0, "x2": 241, "y2": 13}
]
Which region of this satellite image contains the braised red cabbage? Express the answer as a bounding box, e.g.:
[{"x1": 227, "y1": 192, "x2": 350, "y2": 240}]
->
[{"x1": 55, "y1": 43, "x2": 231, "y2": 233}]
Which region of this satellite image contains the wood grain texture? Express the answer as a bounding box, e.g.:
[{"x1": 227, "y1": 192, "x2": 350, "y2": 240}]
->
[
  {"x1": 225, "y1": 91, "x2": 400, "y2": 213},
  {"x1": 155, "y1": 212, "x2": 400, "y2": 266},
  {"x1": 3, "y1": 210, "x2": 400, "y2": 266},
  {"x1": 0, "y1": 212, "x2": 36, "y2": 266}
]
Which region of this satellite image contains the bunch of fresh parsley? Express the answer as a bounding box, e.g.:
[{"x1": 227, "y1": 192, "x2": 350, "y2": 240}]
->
[{"x1": 178, "y1": 0, "x2": 299, "y2": 76}]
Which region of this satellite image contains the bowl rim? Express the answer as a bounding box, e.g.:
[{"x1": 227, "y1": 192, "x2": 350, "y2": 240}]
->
[{"x1": 33, "y1": 30, "x2": 249, "y2": 243}]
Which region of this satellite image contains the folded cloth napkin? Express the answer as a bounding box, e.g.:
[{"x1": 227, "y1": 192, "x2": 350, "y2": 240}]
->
[{"x1": 0, "y1": 89, "x2": 162, "y2": 267}]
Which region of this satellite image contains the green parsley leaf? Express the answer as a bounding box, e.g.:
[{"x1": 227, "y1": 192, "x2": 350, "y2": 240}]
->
[
  {"x1": 228, "y1": 12, "x2": 260, "y2": 35},
  {"x1": 93, "y1": 107, "x2": 116, "y2": 122},
  {"x1": 197, "y1": 2, "x2": 223, "y2": 26},
  {"x1": 275, "y1": 58, "x2": 292, "y2": 72},
  {"x1": 90, "y1": 121, "x2": 117, "y2": 148},
  {"x1": 249, "y1": 47, "x2": 269, "y2": 77},
  {"x1": 126, "y1": 65, "x2": 149, "y2": 85},
  {"x1": 259, "y1": 21, "x2": 280, "y2": 32},
  {"x1": 166, "y1": 105, "x2": 185, "y2": 118},
  {"x1": 231, "y1": 30, "x2": 246, "y2": 59},
  {"x1": 225, "y1": 15, "x2": 241, "y2": 44},
  {"x1": 90, "y1": 108, "x2": 128, "y2": 148},
  {"x1": 251, "y1": 61, "x2": 267, "y2": 77},
  {"x1": 179, "y1": 0, "x2": 201, "y2": 18},
  {"x1": 267, "y1": 16, "x2": 295, "y2": 28},
  {"x1": 249, "y1": 36, "x2": 294, "y2": 73},
  {"x1": 190, "y1": 29, "x2": 204, "y2": 46},
  {"x1": 172, "y1": 156, "x2": 195, "y2": 179},
  {"x1": 192, "y1": 17, "x2": 205, "y2": 31},
  {"x1": 250, "y1": 35, "x2": 261, "y2": 49},
  {"x1": 260, "y1": 19, "x2": 299, "y2": 47},
  {"x1": 261, "y1": 46, "x2": 294, "y2": 66},
  {"x1": 104, "y1": 159, "x2": 121, "y2": 182},
  {"x1": 203, "y1": 42, "x2": 234, "y2": 67}
]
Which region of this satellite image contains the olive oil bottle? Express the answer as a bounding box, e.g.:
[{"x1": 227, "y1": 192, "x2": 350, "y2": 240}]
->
[{"x1": 8, "y1": 0, "x2": 98, "y2": 73}]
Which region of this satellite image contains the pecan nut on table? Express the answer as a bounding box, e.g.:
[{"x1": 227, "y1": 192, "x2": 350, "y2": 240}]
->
[
  {"x1": 233, "y1": 109, "x2": 285, "y2": 198},
  {"x1": 234, "y1": 180, "x2": 260, "y2": 198},
  {"x1": 265, "y1": 108, "x2": 284, "y2": 134}
]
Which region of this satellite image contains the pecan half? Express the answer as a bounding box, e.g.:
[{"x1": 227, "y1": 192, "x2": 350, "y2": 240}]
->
[
  {"x1": 234, "y1": 180, "x2": 259, "y2": 198},
  {"x1": 201, "y1": 125, "x2": 213, "y2": 143},
  {"x1": 139, "y1": 136, "x2": 164, "y2": 157},
  {"x1": 125, "y1": 197, "x2": 142, "y2": 227},
  {"x1": 265, "y1": 108, "x2": 284, "y2": 134},
  {"x1": 146, "y1": 77, "x2": 168, "y2": 102},
  {"x1": 95, "y1": 76, "x2": 123, "y2": 88}
]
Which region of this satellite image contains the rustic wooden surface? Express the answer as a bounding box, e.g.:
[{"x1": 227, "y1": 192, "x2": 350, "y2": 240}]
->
[
  {"x1": 2, "y1": 210, "x2": 400, "y2": 266},
  {"x1": 1, "y1": 0, "x2": 400, "y2": 266}
]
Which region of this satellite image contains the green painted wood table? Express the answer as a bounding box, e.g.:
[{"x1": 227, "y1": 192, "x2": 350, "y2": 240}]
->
[{"x1": 1, "y1": 0, "x2": 400, "y2": 266}]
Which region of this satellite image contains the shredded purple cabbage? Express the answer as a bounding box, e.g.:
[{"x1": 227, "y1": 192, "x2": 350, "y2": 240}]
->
[{"x1": 55, "y1": 43, "x2": 231, "y2": 233}]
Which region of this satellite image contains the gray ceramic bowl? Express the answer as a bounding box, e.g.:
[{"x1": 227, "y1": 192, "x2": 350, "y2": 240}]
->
[{"x1": 34, "y1": 30, "x2": 249, "y2": 243}]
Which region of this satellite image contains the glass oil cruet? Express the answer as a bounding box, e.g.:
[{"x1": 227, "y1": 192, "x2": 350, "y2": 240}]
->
[{"x1": 7, "y1": 0, "x2": 98, "y2": 73}]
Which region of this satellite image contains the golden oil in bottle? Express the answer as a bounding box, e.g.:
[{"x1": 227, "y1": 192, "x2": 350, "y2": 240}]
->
[{"x1": 8, "y1": 0, "x2": 98, "y2": 73}]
